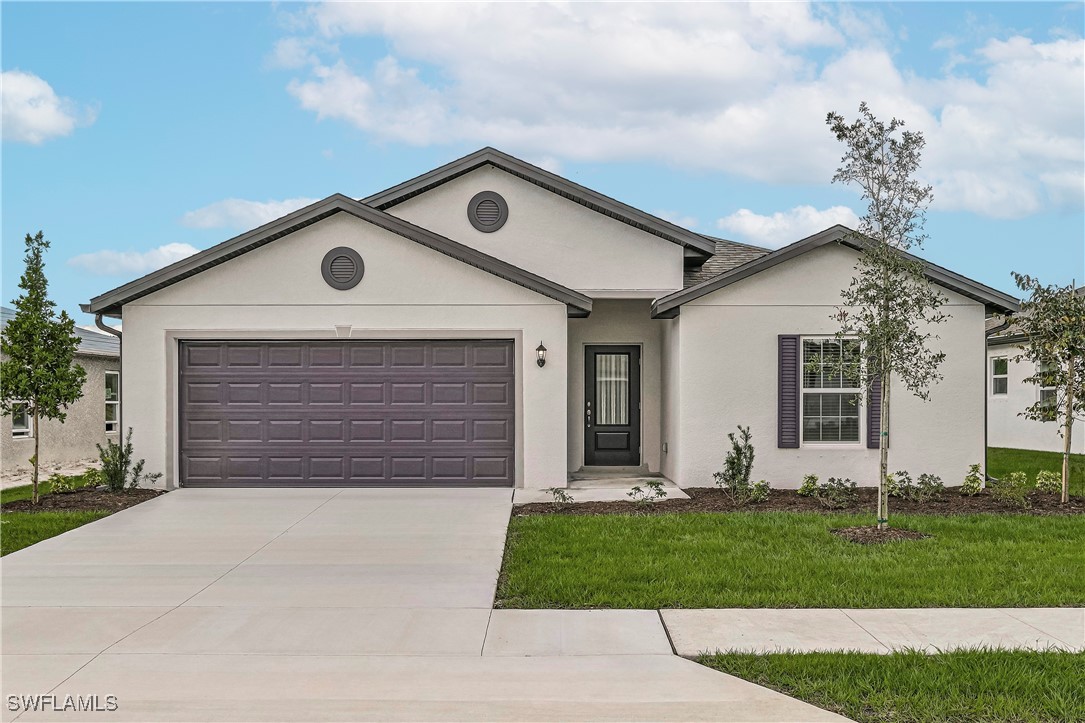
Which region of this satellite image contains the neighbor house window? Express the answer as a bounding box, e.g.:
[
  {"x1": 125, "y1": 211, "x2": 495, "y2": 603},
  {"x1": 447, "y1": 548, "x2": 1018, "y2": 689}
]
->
[
  {"x1": 1038, "y1": 361, "x2": 1058, "y2": 421},
  {"x1": 802, "y1": 338, "x2": 861, "y2": 443},
  {"x1": 991, "y1": 357, "x2": 1008, "y2": 395},
  {"x1": 105, "y1": 371, "x2": 120, "y2": 434},
  {"x1": 11, "y1": 403, "x2": 32, "y2": 439}
]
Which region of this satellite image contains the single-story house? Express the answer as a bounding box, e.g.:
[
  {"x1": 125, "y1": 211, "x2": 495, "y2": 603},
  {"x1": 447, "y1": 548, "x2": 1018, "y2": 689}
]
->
[
  {"x1": 1, "y1": 306, "x2": 121, "y2": 471},
  {"x1": 81, "y1": 148, "x2": 1019, "y2": 489},
  {"x1": 986, "y1": 302, "x2": 1084, "y2": 455}
]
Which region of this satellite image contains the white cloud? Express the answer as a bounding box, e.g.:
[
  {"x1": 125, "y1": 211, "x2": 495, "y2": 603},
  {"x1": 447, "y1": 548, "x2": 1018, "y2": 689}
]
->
[
  {"x1": 717, "y1": 205, "x2": 861, "y2": 248},
  {"x1": 181, "y1": 197, "x2": 319, "y2": 229},
  {"x1": 1, "y1": 70, "x2": 97, "y2": 144},
  {"x1": 68, "y1": 243, "x2": 200, "y2": 276},
  {"x1": 274, "y1": 4, "x2": 1083, "y2": 220}
]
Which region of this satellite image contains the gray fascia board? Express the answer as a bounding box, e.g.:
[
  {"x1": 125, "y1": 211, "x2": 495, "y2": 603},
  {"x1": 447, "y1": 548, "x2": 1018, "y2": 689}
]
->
[
  {"x1": 362, "y1": 147, "x2": 716, "y2": 255},
  {"x1": 988, "y1": 333, "x2": 1028, "y2": 348},
  {"x1": 651, "y1": 225, "x2": 1020, "y2": 318},
  {"x1": 84, "y1": 194, "x2": 592, "y2": 318}
]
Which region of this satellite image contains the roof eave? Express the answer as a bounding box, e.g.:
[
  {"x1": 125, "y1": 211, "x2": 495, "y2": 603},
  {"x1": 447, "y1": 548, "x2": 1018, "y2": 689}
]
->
[
  {"x1": 651, "y1": 225, "x2": 1020, "y2": 318},
  {"x1": 363, "y1": 147, "x2": 717, "y2": 255},
  {"x1": 83, "y1": 194, "x2": 593, "y2": 318}
]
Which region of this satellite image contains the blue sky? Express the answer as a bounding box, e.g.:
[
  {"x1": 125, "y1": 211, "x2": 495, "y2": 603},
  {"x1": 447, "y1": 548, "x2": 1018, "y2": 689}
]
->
[{"x1": 3, "y1": 2, "x2": 1083, "y2": 322}]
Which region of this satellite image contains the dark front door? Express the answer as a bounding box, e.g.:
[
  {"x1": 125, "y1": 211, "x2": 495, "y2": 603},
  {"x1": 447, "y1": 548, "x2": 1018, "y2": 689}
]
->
[
  {"x1": 584, "y1": 345, "x2": 640, "y2": 466},
  {"x1": 178, "y1": 340, "x2": 515, "y2": 487}
]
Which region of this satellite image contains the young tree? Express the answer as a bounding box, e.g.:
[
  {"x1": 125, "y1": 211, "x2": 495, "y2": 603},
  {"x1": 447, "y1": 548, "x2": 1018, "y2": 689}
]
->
[
  {"x1": 0, "y1": 232, "x2": 87, "y2": 504},
  {"x1": 1010, "y1": 275, "x2": 1085, "y2": 503},
  {"x1": 825, "y1": 103, "x2": 949, "y2": 529}
]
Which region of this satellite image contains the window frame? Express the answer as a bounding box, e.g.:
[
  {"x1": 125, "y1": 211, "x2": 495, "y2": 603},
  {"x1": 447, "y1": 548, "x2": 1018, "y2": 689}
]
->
[
  {"x1": 105, "y1": 370, "x2": 120, "y2": 434},
  {"x1": 1037, "y1": 361, "x2": 1059, "y2": 421},
  {"x1": 11, "y1": 402, "x2": 33, "y2": 439},
  {"x1": 990, "y1": 356, "x2": 1009, "y2": 396},
  {"x1": 800, "y1": 336, "x2": 864, "y2": 446}
]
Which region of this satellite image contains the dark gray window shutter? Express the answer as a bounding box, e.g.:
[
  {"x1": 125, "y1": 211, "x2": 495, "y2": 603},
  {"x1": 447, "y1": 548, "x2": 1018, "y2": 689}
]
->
[
  {"x1": 778, "y1": 335, "x2": 800, "y2": 448},
  {"x1": 867, "y1": 374, "x2": 883, "y2": 449}
]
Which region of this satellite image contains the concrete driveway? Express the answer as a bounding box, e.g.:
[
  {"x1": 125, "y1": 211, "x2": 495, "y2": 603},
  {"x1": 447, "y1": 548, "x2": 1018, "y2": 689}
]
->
[{"x1": 2, "y1": 488, "x2": 845, "y2": 722}]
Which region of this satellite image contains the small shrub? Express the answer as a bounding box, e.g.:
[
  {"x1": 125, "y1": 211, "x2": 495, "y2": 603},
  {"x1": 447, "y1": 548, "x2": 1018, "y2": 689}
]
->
[
  {"x1": 545, "y1": 487, "x2": 574, "y2": 506},
  {"x1": 48, "y1": 473, "x2": 79, "y2": 494},
  {"x1": 816, "y1": 477, "x2": 859, "y2": 509},
  {"x1": 96, "y1": 428, "x2": 163, "y2": 492},
  {"x1": 887, "y1": 471, "x2": 912, "y2": 499},
  {"x1": 915, "y1": 474, "x2": 944, "y2": 502},
  {"x1": 962, "y1": 464, "x2": 984, "y2": 496},
  {"x1": 797, "y1": 474, "x2": 819, "y2": 497},
  {"x1": 990, "y1": 471, "x2": 1031, "y2": 509},
  {"x1": 749, "y1": 480, "x2": 770, "y2": 503},
  {"x1": 628, "y1": 479, "x2": 667, "y2": 505},
  {"x1": 712, "y1": 425, "x2": 756, "y2": 505},
  {"x1": 1035, "y1": 470, "x2": 1061, "y2": 494}
]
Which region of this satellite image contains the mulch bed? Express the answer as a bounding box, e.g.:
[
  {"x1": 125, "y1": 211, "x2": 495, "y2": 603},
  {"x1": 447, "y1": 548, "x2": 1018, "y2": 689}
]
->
[
  {"x1": 515, "y1": 486, "x2": 1084, "y2": 517},
  {"x1": 830, "y1": 525, "x2": 932, "y2": 544},
  {"x1": 3, "y1": 487, "x2": 166, "y2": 513}
]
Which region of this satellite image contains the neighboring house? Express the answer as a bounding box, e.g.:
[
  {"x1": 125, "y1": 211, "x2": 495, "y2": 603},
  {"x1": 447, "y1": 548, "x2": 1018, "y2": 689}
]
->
[
  {"x1": 81, "y1": 148, "x2": 1018, "y2": 489},
  {"x1": 986, "y1": 298, "x2": 1085, "y2": 455},
  {"x1": 0, "y1": 306, "x2": 121, "y2": 470}
]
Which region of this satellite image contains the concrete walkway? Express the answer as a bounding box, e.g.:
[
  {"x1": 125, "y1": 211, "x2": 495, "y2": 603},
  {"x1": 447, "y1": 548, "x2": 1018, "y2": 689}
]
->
[
  {"x1": 661, "y1": 608, "x2": 1085, "y2": 656},
  {"x1": 2, "y1": 488, "x2": 844, "y2": 722}
]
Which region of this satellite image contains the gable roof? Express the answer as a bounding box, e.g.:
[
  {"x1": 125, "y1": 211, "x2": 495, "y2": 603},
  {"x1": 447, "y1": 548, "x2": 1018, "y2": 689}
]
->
[
  {"x1": 362, "y1": 147, "x2": 717, "y2": 257},
  {"x1": 81, "y1": 194, "x2": 592, "y2": 318},
  {"x1": 684, "y1": 235, "x2": 770, "y2": 287},
  {"x1": 652, "y1": 225, "x2": 1020, "y2": 318},
  {"x1": 1, "y1": 306, "x2": 119, "y2": 357}
]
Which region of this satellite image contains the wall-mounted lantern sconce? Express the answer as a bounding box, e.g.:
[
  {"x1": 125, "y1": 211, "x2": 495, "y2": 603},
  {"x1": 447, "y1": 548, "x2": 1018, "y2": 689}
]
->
[{"x1": 536, "y1": 342, "x2": 547, "y2": 368}]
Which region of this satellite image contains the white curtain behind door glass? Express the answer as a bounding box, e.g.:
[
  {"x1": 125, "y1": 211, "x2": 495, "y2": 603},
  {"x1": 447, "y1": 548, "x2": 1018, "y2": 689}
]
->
[{"x1": 596, "y1": 353, "x2": 629, "y2": 425}]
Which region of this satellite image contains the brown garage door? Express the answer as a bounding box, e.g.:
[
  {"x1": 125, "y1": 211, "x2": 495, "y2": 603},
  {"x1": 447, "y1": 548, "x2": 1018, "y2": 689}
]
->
[{"x1": 179, "y1": 340, "x2": 515, "y2": 487}]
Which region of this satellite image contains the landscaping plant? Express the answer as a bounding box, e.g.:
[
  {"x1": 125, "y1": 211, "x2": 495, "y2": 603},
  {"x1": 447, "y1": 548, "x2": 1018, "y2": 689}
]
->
[
  {"x1": 749, "y1": 480, "x2": 771, "y2": 504},
  {"x1": 96, "y1": 428, "x2": 163, "y2": 492},
  {"x1": 1009, "y1": 274, "x2": 1085, "y2": 503},
  {"x1": 0, "y1": 231, "x2": 87, "y2": 505},
  {"x1": 628, "y1": 479, "x2": 667, "y2": 505},
  {"x1": 797, "y1": 474, "x2": 819, "y2": 497},
  {"x1": 824, "y1": 104, "x2": 949, "y2": 529},
  {"x1": 713, "y1": 425, "x2": 758, "y2": 505},
  {"x1": 990, "y1": 471, "x2": 1031, "y2": 510},
  {"x1": 1035, "y1": 470, "x2": 1061, "y2": 494},
  {"x1": 961, "y1": 464, "x2": 983, "y2": 496},
  {"x1": 815, "y1": 477, "x2": 859, "y2": 509},
  {"x1": 545, "y1": 487, "x2": 574, "y2": 507}
]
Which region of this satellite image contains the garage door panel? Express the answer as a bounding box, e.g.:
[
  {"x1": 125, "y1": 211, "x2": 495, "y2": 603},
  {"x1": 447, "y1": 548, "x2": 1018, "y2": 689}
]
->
[{"x1": 179, "y1": 341, "x2": 514, "y2": 486}]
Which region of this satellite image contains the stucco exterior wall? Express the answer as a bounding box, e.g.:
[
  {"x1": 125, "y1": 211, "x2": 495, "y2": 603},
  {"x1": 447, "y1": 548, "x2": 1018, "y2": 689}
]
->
[
  {"x1": 660, "y1": 317, "x2": 680, "y2": 482},
  {"x1": 1, "y1": 353, "x2": 119, "y2": 472},
  {"x1": 567, "y1": 300, "x2": 664, "y2": 472},
  {"x1": 676, "y1": 242, "x2": 987, "y2": 488},
  {"x1": 387, "y1": 166, "x2": 685, "y2": 296},
  {"x1": 120, "y1": 212, "x2": 569, "y2": 490},
  {"x1": 986, "y1": 344, "x2": 1085, "y2": 454}
]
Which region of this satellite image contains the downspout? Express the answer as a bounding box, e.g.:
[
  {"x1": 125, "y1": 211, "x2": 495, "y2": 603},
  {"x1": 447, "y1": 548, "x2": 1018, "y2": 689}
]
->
[{"x1": 94, "y1": 313, "x2": 121, "y2": 338}]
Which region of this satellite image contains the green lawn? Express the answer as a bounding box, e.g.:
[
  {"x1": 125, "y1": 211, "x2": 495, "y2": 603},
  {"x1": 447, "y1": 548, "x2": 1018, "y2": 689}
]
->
[
  {"x1": 1, "y1": 510, "x2": 111, "y2": 555},
  {"x1": 497, "y1": 512, "x2": 1085, "y2": 608},
  {"x1": 700, "y1": 649, "x2": 1085, "y2": 723},
  {"x1": 1, "y1": 472, "x2": 103, "y2": 556},
  {"x1": 1, "y1": 472, "x2": 97, "y2": 504},
  {"x1": 988, "y1": 447, "x2": 1085, "y2": 497}
]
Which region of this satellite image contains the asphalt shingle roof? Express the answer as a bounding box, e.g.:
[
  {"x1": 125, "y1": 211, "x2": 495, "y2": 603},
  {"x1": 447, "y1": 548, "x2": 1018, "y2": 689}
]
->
[
  {"x1": 684, "y1": 235, "x2": 771, "y2": 287},
  {"x1": 1, "y1": 306, "x2": 119, "y2": 357}
]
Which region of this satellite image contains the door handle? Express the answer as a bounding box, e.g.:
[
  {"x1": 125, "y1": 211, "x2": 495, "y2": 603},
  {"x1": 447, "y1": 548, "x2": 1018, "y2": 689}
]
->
[{"x1": 586, "y1": 403, "x2": 591, "y2": 428}]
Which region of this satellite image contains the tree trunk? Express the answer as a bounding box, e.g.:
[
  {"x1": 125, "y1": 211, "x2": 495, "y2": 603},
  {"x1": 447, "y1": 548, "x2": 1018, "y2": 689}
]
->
[
  {"x1": 1062, "y1": 373, "x2": 1075, "y2": 505},
  {"x1": 32, "y1": 408, "x2": 41, "y2": 505},
  {"x1": 878, "y1": 372, "x2": 891, "y2": 530}
]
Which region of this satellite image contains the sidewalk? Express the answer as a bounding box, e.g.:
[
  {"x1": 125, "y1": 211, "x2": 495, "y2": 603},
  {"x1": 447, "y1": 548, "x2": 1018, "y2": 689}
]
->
[{"x1": 660, "y1": 608, "x2": 1085, "y2": 655}]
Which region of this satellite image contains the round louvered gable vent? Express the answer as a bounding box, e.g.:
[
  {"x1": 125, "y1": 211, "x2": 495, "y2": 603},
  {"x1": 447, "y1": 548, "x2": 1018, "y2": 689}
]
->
[
  {"x1": 320, "y1": 247, "x2": 365, "y2": 290},
  {"x1": 468, "y1": 191, "x2": 508, "y2": 232}
]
